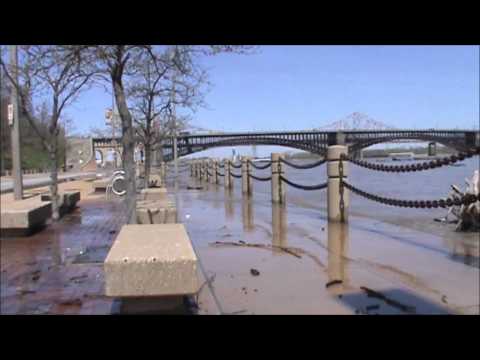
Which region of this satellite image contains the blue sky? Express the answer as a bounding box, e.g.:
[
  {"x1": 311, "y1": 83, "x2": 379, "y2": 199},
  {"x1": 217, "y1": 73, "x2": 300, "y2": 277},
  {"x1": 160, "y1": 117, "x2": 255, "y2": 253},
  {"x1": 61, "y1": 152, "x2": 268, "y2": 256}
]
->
[{"x1": 68, "y1": 45, "x2": 479, "y2": 157}]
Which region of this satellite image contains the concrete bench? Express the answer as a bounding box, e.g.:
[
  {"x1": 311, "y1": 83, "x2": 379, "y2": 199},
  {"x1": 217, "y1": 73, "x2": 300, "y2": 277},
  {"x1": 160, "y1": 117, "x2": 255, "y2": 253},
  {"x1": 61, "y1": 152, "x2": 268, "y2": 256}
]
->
[
  {"x1": 140, "y1": 187, "x2": 167, "y2": 200},
  {"x1": 104, "y1": 224, "x2": 200, "y2": 298},
  {"x1": 147, "y1": 174, "x2": 163, "y2": 188},
  {"x1": 136, "y1": 199, "x2": 177, "y2": 224},
  {"x1": 40, "y1": 191, "x2": 80, "y2": 216},
  {"x1": 92, "y1": 179, "x2": 110, "y2": 192},
  {"x1": 0, "y1": 198, "x2": 52, "y2": 236}
]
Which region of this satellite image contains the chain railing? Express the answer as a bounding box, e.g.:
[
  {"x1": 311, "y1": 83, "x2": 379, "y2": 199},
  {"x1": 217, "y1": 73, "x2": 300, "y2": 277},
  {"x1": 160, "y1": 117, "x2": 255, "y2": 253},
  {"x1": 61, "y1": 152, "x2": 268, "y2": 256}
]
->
[
  {"x1": 247, "y1": 160, "x2": 272, "y2": 170},
  {"x1": 279, "y1": 176, "x2": 328, "y2": 191},
  {"x1": 248, "y1": 173, "x2": 272, "y2": 182},
  {"x1": 280, "y1": 157, "x2": 327, "y2": 169},
  {"x1": 231, "y1": 172, "x2": 242, "y2": 179},
  {"x1": 342, "y1": 179, "x2": 479, "y2": 209},
  {"x1": 230, "y1": 162, "x2": 242, "y2": 169},
  {"x1": 342, "y1": 147, "x2": 479, "y2": 173}
]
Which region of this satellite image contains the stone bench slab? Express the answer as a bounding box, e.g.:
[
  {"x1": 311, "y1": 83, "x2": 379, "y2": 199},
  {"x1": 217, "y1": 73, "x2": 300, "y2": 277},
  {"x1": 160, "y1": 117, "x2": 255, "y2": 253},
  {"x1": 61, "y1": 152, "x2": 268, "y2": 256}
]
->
[
  {"x1": 136, "y1": 199, "x2": 177, "y2": 224},
  {"x1": 140, "y1": 187, "x2": 167, "y2": 200},
  {"x1": 104, "y1": 224, "x2": 199, "y2": 297},
  {"x1": 1, "y1": 198, "x2": 52, "y2": 235},
  {"x1": 40, "y1": 191, "x2": 80, "y2": 217},
  {"x1": 92, "y1": 179, "x2": 110, "y2": 192}
]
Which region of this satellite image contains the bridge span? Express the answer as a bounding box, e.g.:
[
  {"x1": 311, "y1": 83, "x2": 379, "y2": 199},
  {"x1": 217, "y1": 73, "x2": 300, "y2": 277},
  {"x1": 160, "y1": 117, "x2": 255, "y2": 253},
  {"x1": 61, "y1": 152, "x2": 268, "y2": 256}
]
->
[{"x1": 92, "y1": 129, "x2": 480, "y2": 163}]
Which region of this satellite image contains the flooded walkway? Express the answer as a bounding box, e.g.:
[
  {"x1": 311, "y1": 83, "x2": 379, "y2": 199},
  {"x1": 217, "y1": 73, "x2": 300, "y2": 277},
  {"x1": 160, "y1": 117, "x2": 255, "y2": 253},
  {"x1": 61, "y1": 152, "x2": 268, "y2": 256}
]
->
[
  {"x1": 1, "y1": 193, "x2": 126, "y2": 314},
  {"x1": 1, "y1": 176, "x2": 478, "y2": 314},
  {"x1": 177, "y1": 178, "x2": 479, "y2": 315}
]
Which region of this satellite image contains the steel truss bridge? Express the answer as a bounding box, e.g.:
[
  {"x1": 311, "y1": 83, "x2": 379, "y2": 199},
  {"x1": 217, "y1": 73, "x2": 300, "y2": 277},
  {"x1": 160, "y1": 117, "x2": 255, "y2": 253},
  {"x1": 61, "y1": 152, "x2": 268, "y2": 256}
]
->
[{"x1": 92, "y1": 129, "x2": 480, "y2": 162}]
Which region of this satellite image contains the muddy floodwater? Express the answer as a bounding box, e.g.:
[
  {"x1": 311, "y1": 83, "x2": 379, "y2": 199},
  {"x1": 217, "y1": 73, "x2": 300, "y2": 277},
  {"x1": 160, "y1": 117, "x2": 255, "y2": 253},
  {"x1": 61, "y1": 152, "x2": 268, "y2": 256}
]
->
[
  {"x1": 0, "y1": 158, "x2": 478, "y2": 314},
  {"x1": 172, "y1": 157, "x2": 479, "y2": 314}
]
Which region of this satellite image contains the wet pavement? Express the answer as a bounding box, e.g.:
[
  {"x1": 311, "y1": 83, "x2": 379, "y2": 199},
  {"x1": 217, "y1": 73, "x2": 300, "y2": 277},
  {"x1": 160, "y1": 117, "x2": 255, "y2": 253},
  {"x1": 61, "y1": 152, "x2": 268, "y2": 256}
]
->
[
  {"x1": 1, "y1": 194, "x2": 126, "y2": 314},
  {"x1": 174, "y1": 174, "x2": 479, "y2": 315},
  {"x1": 1, "y1": 167, "x2": 479, "y2": 315}
]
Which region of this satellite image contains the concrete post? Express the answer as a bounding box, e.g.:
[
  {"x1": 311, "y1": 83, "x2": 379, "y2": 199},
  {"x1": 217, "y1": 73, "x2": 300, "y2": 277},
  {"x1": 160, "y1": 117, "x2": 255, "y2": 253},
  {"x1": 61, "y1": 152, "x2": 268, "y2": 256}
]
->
[
  {"x1": 271, "y1": 153, "x2": 285, "y2": 204},
  {"x1": 205, "y1": 160, "x2": 210, "y2": 183},
  {"x1": 327, "y1": 221, "x2": 350, "y2": 290},
  {"x1": 160, "y1": 162, "x2": 166, "y2": 184},
  {"x1": 213, "y1": 159, "x2": 219, "y2": 185},
  {"x1": 224, "y1": 159, "x2": 232, "y2": 190},
  {"x1": 327, "y1": 145, "x2": 349, "y2": 223},
  {"x1": 241, "y1": 156, "x2": 252, "y2": 196}
]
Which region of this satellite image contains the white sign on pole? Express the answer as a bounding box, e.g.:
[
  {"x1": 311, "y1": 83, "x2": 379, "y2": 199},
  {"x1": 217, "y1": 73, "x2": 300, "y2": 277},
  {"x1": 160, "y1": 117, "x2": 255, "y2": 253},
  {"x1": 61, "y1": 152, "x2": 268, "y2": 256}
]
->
[{"x1": 8, "y1": 104, "x2": 14, "y2": 126}]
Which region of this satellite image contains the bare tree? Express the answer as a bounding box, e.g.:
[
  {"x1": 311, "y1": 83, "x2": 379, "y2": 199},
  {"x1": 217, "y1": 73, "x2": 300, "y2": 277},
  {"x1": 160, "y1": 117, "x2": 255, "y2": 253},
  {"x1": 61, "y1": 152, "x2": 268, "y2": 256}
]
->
[
  {"x1": 0, "y1": 45, "x2": 96, "y2": 220},
  {"x1": 93, "y1": 45, "x2": 253, "y2": 223},
  {"x1": 128, "y1": 46, "x2": 207, "y2": 186}
]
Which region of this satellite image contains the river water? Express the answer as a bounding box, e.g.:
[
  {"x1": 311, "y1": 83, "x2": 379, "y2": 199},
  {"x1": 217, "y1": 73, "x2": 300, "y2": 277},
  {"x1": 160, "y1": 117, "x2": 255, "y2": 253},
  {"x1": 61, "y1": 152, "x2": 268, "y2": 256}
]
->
[{"x1": 170, "y1": 156, "x2": 479, "y2": 314}]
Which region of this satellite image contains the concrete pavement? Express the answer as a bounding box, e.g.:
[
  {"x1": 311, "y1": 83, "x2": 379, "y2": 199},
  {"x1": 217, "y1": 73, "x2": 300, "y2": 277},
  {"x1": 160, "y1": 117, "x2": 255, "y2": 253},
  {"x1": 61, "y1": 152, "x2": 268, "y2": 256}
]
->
[{"x1": 0, "y1": 172, "x2": 97, "y2": 194}]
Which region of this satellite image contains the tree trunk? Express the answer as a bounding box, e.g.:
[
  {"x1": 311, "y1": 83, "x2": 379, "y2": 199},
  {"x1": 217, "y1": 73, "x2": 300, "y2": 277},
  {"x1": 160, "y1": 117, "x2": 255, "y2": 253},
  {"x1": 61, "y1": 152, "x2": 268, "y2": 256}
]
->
[
  {"x1": 144, "y1": 142, "x2": 151, "y2": 189},
  {"x1": 112, "y1": 74, "x2": 137, "y2": 224},
  {"x1": 49, "y1": 143, "x2": 60, "y2": 221}
]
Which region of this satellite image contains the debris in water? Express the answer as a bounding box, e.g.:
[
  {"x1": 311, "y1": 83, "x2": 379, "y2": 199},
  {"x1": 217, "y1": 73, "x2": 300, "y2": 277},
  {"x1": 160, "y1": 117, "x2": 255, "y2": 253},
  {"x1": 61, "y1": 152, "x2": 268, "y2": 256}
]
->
[
  {"x1": 366, "y1": 304, "x2": 380, "y2": 311},
  {"x1": 250, "y1": 269, "x2": 260, "y2": 276},
  {"x1": 441, "y1": 296, "x2": 448, "y2": 304},
  {"x1": 31, "y1": 270, "x2": 41, "y2": 282},
  {"x1": 187, "y1": 185, "x2": 203, "y2": 190},
  {"x1": 59, "y1": 299, "x2": 83, "y2": 306},
  {"x1": 360, "y1": 286, "x2": 416, "y2": 313},
  {"x1": 109, "y1": 230, "x2": 116, "y2": 234},
  {"x1": 210, "y1": 241, "x2": 302, "y2": 258},
  {"x1": 325, "y1": 280, "x2": 342, "y2": 288}
]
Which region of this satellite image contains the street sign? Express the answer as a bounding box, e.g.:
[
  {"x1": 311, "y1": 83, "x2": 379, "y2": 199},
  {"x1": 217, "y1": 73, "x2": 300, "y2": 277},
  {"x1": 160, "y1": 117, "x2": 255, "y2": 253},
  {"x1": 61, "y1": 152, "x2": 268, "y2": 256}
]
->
[{"x1": 7, "y1": 104, "x2": 14, "y2": 126}]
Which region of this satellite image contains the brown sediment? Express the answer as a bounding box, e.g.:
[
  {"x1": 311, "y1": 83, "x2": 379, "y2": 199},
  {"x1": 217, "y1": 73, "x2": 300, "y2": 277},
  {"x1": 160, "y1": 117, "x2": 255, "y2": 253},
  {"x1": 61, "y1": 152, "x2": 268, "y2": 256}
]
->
[{"x1": 210, "y1": 241, "x2": 302, "y2": 258}]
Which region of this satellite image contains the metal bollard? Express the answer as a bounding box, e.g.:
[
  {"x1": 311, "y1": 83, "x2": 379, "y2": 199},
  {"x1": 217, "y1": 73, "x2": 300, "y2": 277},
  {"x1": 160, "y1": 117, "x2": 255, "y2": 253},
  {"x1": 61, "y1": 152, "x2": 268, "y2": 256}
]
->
[
  {"x1": 241, "y1": 156, "x2": 252, "y2": 196},
  {"x1": 327, "y1": 145, "x2": 349, "y2": 222},
  {"x1": 271, "y1": 153, "x2": 285, "y2": 203}
]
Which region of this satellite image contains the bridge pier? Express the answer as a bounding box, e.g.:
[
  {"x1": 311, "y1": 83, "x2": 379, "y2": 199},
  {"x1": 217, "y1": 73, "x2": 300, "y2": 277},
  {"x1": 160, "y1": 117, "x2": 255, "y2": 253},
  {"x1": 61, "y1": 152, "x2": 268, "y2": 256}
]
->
[
  {"x1": 428, "y1": 142, "x2": 437, "y2": 157},
  {"x1": 242, "y1": 156, "x2": 252, "y2": 196},
  {"x1": 160, "y1": 162, "x2": 166, "y2": 184},
  {"x1": 327, "y1": 145, "x2": 349, "y2": 223},
  {"x1": 271, "y1": 153, "x2": 285, "y2": 204}
]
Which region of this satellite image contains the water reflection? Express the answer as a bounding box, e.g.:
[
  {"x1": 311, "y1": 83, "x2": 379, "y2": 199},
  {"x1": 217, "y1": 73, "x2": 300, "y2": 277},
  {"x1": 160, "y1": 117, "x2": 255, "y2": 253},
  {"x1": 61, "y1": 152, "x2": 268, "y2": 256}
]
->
[
  {"x1": 272, "y1": 203, "x2": 287, "y2": 249},
  {"x1": 224, "y1": 188, "x2": 235, "y2": 220},
  {"x1": 443, "y1": 235, "x2": 480, "y2": 268},
  {"x1": 327, "y1": 222, "x2": 350, "y2": 291},
  {"x1": 241, "y1": 199, "x2": 254, "y2": 232}
]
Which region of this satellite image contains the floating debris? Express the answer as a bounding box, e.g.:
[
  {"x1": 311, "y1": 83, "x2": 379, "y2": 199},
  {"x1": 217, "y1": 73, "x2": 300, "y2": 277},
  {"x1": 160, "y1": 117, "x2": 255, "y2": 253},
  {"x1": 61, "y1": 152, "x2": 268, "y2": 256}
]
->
[
  {"x1": 325, "y1": 280, "x2": 343, "y2": 288},
  {"x1": 250, "y1": 269, "x2": 260, "y2": 276}
]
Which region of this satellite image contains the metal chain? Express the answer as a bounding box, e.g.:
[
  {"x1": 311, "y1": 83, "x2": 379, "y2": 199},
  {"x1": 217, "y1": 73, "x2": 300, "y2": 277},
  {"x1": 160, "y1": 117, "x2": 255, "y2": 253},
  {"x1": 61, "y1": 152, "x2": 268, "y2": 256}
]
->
[
  {"x1": 343, "y1": 147, "x2": 480, "y2": 173},
  {"x1": 231, "y1": 172, "x2": 242, "y2": 179},
  {"x1": 230, "y1": 162, "x2": 242, "y2": 169},
  {"x1": 280, "y1": 157, "x2": 327, "y2": 169},
  {"x1": 279, "y1": 175, "x2": 328, "y2": 191},
  {"x1": 342, "y1": 180, "x2": 480, "y2": 209},
  {"x1": 248, "y1": 173, "x2": 272, "y2": 182},
  {"x1": 247, "y1": 160, "x2": 272, "y2": 170}
]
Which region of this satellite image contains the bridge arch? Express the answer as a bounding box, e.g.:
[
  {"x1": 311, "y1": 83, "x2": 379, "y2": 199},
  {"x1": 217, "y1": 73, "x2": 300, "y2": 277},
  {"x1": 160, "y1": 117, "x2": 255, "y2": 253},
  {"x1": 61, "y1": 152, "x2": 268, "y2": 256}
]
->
[
  {"x1": 170, "y1": 137, "x2": 328, "y2": 161},
  {"x1": 348, "y1": 135, "x2": 473, "y2": 153}
]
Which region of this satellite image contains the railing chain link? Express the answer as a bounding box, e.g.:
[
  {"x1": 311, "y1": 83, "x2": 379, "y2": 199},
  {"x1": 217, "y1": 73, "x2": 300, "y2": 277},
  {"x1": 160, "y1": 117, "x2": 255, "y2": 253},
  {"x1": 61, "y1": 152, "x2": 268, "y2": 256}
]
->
[
  {"x1": 342, "y1": 180, "x2": 480, "y2": 209},
  {"x1": 342, "y1": 147, "x2": 480, "y2": 173},
  {"x1": 248, "y1": 173, "x2": 272, "y2": 182},
  {"x1": 247, "y1": 160, "x2": 272, "y2": 170},
  {"x1": 280, "y1": 157, "x2": 327, "y2": 169},
  {"x1": 279, "y1": 175, "x2": 328, "y2": 191}
]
